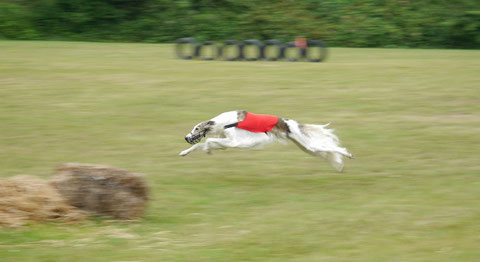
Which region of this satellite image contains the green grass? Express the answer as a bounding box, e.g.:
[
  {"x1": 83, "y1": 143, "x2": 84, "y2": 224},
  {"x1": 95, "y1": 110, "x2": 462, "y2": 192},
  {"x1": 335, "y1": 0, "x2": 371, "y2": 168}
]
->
[{"x1": 1, "y1": 41, "x2": 479, "y2": 261}]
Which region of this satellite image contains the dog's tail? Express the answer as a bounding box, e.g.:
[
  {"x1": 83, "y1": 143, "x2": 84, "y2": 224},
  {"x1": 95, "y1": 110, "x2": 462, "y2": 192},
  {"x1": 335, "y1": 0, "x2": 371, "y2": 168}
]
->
[{"x1": 285, "y1": 120, "x2": 353, "y2": 172}]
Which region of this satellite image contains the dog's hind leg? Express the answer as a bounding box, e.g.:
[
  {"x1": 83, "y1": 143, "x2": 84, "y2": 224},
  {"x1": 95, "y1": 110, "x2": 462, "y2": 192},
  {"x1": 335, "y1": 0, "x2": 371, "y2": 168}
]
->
[
  {"x1": 286, "y1": 120, "x2": 353, "y2": 157},
  {"x1": 289, "y1": 136, "x2": 345, "y2": 171},
  {"x1": 286, "y1": 120, "x2": 347, "y2": 171},
  {"x1": 322, "y1": 152, "x2": 345, "y2": 172}
]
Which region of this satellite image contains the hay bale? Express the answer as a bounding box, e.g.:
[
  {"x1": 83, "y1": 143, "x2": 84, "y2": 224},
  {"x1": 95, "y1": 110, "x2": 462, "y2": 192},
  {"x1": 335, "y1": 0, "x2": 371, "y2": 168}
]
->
[
  {"x1": 50, "y1": 163, "x2": 149, "y2": 220},
  {"x1": 0, "y1": 176, "x2": 87, "y2": 228}
]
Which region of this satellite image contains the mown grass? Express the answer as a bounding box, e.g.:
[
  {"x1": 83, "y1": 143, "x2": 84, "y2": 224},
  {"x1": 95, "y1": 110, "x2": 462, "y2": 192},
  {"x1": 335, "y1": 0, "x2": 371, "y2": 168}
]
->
[{"x1": 0, "y1": 41, "x2": 479, "y2": 261}]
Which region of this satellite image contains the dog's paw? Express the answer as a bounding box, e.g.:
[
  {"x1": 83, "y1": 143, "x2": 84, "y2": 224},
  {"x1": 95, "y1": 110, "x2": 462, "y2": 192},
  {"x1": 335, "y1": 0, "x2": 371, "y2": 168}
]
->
[{"x1": 179, "y1": 150, "x2": 189, "y2": 156}]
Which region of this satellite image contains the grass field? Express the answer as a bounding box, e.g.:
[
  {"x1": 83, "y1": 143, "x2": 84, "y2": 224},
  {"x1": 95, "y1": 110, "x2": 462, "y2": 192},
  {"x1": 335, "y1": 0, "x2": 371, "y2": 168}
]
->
[{"x1": 1, "y1": 41, "x2": 479, "y2": 261}]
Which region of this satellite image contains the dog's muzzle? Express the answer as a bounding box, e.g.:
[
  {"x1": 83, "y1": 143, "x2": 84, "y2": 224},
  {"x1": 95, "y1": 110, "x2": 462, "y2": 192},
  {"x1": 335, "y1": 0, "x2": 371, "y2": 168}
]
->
[{"x1": 185, "y1": 133, "x2": 204, "y2": 144}]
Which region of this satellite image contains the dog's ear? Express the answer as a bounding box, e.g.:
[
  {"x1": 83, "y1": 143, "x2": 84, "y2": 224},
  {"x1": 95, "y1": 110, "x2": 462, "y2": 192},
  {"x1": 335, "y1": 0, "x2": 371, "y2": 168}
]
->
[{"x1": 203, "y1": 121, "x2": 215, "y2": 132}]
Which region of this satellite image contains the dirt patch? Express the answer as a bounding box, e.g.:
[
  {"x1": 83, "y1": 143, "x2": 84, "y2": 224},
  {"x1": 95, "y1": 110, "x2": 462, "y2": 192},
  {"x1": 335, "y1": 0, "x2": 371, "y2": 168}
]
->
[
  {"x1": 50, "y1": 163, "x2": 149, "y2": 220},
  {"x1": 0, "y1": 175, "x2": 86, "y2": 228},
  {"x1": 1, "y1": 163, "x2": 150, "y2": 228}
]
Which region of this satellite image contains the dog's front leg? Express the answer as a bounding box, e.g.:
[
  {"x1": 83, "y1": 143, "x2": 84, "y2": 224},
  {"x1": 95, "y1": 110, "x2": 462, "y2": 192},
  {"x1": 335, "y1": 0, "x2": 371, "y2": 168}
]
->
[
  {"x1": 203, "y1": 138, "x2": 236, "y2": 154},
  {"x1": 179, "y1": 143, "x2": 205, "y2": 156}
]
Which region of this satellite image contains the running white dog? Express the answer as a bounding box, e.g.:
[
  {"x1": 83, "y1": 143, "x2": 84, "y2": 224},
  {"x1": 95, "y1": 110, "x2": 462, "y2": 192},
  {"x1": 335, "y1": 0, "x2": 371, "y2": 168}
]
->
[{"x1": 180, "y1": 110, "x2": 353, "y2": 171}]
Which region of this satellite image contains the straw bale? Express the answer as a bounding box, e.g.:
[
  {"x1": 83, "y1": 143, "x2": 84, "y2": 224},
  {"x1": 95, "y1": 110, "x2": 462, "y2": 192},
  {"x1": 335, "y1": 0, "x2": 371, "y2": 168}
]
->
[
  {"x1": 50, "y1": 163, "x2": 149, "y2": 220},
  {"x1": 0, "y1": 175, "x2": 87, "y2": 228}
]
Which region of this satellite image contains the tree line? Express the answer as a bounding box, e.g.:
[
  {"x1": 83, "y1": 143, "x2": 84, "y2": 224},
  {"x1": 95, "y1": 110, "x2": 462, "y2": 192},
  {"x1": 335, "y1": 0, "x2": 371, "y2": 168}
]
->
[{"x1": 1, "y1": 0, "x2": 479, "y2": 48}]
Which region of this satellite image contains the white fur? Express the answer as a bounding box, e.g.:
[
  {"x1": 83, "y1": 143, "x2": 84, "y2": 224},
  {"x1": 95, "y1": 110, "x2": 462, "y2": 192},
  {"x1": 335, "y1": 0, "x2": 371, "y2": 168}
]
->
[{"x1": 180, "y1": 111, "x2": 353, "y2": 172}]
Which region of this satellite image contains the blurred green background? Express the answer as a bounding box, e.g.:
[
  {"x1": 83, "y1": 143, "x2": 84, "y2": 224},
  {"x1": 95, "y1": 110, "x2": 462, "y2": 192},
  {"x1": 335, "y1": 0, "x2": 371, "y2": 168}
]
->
[
  {"x1": 1, "y1": 1, "x2": 480, "y2": 261},
  {"x1": 0, "y1": 40, "x2": 479, "y2": 262},
  {"x1": 1, "y1": 0, "x2": 479, "y2": 48}
]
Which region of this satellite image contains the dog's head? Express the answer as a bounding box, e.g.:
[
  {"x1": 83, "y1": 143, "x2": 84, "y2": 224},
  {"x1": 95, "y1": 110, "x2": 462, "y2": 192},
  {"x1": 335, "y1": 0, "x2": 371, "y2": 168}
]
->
[{"x1": 185, "y1": 120, "x2": 215, "y2": 144}]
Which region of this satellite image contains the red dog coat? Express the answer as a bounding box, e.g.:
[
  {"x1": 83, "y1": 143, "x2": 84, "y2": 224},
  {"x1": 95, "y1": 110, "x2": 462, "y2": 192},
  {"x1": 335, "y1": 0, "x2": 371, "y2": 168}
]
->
[{"x1": 236, "y1": 112, "x2": 279, "y2": 133}]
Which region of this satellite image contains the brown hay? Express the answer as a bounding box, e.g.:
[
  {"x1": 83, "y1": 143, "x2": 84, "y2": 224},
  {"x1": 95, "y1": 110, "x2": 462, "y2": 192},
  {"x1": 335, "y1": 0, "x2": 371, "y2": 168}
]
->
[
  {"x1": 0, "y1": 175, "x2": 87, "y2": 228},
  {"x1": 50, "y1": 163, "x2": 149, "y2": 220}
]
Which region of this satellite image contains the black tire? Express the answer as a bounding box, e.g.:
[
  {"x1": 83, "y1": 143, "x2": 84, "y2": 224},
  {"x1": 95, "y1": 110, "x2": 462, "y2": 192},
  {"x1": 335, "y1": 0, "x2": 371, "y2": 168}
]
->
[
  {"x1": 241, "y1": 39, "x2": 263, "y2": 61},
  {"x1": 306, "y1": 40, "x2": 328, "y2": 62},
  {"x1": 195, "y1": 41, "x2": 218, "y2": 60},
  {"x1": 261, "y1": 39, "x2": 282, "y2": 61},
  {"x1": 280, "y1": 42, "x2": 304, "y2": 62},
  {"x1": 219, "y1": 40, "x2": 242, "y2": 61},
  {"x1": 175, "y1": 37, "x2": 198, "y2": 60}
]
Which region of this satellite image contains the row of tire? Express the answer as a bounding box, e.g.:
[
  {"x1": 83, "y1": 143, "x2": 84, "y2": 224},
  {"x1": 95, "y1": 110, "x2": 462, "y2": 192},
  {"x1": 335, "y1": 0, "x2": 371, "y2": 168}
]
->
[{"x1": 175, "y1": 38, "x2": 328, "y2": 62}]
